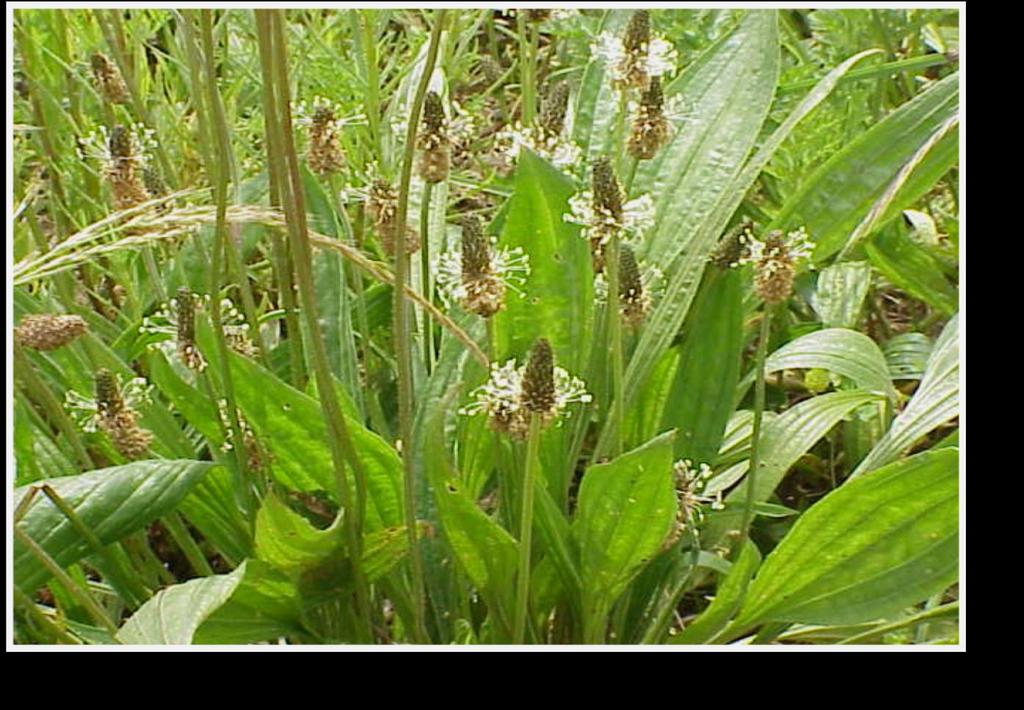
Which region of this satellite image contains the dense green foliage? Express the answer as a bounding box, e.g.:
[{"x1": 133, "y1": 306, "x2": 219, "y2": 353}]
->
[{"x1": 12, "y1": 8, "x2": 960, "y2": 646}]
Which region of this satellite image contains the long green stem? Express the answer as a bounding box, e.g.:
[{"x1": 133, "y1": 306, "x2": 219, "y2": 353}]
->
[
  {"x1": 606, "y1": 235, "x2": 625, "y2": 457},
  {"x1": 40, "y1": 484, "x2": 150, "y2": 606},
  {"x1": 14, "y1": 527, "x2": 120, "y2": 636},
  {"x1": 359, "y1": 11, "x2": 383, "y2": 159},
  {"x1": 257, "y1": 9, "x2": 375, "y2": 642},
  {"x1": 392, "y1": 9, "x2": 447, "y2": 644},
  {"x1": 739, "y1": 306, "x2": 773, "y2": 545},
  {"x1": 513, "y1": 412, "x2": 542, "y2": 644},
  {"x1": 188, "y1": 10, "x2": 254, "y2": 522},
  {"x1": 419, "y1": 180, "x2": 435, "y2": 374},
  {"x1": 161, "y1": 511, "x2": 215, "y2": 577},
  {"x1": 517, "y1": 13, "x2": 536, "y2": 125}
]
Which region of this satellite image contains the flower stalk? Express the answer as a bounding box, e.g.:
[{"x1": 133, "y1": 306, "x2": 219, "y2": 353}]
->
[{"x1": 391, "y1": 8, "x2": 448, "y2": 644}]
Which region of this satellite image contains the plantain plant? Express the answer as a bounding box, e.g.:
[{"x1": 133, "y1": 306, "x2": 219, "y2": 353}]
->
[{"x1": 11, "y1": 7, "x2": 961, "y2": 646}]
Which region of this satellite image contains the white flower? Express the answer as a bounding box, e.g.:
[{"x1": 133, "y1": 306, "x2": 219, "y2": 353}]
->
[
  {"x1": 65, "y1": 376, "x2": 152, "y2": 433},
  {"x1": 737, "y1": 226, "x2": 814, "y2": 269},
  {"x1": 645, "y1": 38, "x2": 678, "y2": 79},
  {"x1": 591, "y1": 31, "x2": 678, "y2": 91},
  {"x1": 493, "y1": 123, "x2": 582, "y2": 172},
  {"x1": 461, "y1": 358, "x2": 591, "y2": 438},
  {"x1": 564, "y1": 190, "x2": 655, "y2": 247},
  {"x1": 434, "y1": 242, "x2": 530, "y2": 309},
  {"x1": 674, "y1": 459, "x2": 724, "y2": 521}
]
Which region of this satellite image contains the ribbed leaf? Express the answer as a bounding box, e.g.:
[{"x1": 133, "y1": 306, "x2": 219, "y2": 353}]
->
[
  {"x1": 118, "y1": 563, "x2": 247, "y2": 644},
  {"x1": 866, "y1": 229, "x2": 957, "y2": 315},
  {"x1": 661, "y1": 268, "x2": 744, "y2": 463},
  {"x1": 705, "y1": 390, "x2": 884, "y2": 545},
  {"x1": 765, "y1": 328, "x2": 897, "y2": 401},
  {"x1": 574, "y1": 431, "x2": 677, "y2": 629},
  {"x1": 14, "y1": 460, "x2": 215, "y2": 592},
  {"x1": 883, "y1": 332, "x2": 933, "y2": 380},
  {"x1": 772, "y1": 72, "x2": 959, "y2": 262},
  {"x1": 599, "y1": 11, "x2": 780, "y2": 456},
  {"x1": 494, "y1": 149, "x2": 593, "y2": 370},
  {"x1": 194, "y1": 559, "x2": 304, "y2": 644},
  {"x1": 731, "y1": 448, "x2": 958, "y2": 628},
  {"x1": 811, "y1": 260, "x2": 872, "y2": 328},
  {"x1": 224, "y1": 351, "x2": 403, "y2": 530},
  {"x1": 853, "y1": 315, "x2": 959, "y2": 477}
]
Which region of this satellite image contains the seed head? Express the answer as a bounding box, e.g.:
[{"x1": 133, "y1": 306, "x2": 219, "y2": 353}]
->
[
  {"x1": 90, "y1": 52, "x2": 129, "y2": 104},
  {"x1": 105, "y1": 125, "x2": 149, "y2": 209},
  {"x1": 623, "y1": 10, "x2": 651, "y2": 54},
  {"x1": 307, "y1": 103, "x2": 346, "y2": 176},
  {"x1": 108, "y1": 125, "x2": 134, "y2": 160},
  {"x1": 368, "y1": 179, "x2": 420, "y2": 256},
  {"x1": 174, "y1": 287, "x2": 207, "y2": 371},
  {"x1": 100, "y1": 409, "x2": 154, "y2": 460},
  {"x1": 521, "y1": 338, "x2": 556, "y2": 414},
  {"x1": 95, "y1": 368, "x2": 124, "y2": 418},
  {"x1": 710, "y1": 218, "x2": 754, "y2": 269},
  {"x1": 592, "y1": 157, "x2": 623, "y2": 222},
  {"x1": 752, "y1": 230, "x2": 797, "y2": 304},
  {"x1": 15, "y1": 314, "x2": 88, "y2": 351},
  {"x1": 618, "y1": 244, "x2": 649, "y2": 329},
  {"x1": 143, "y1": 165, "x2": 166, "y2": 198},
  {"x1": 538, "y1": 82, "x2": 570, "y2": 141},
  {"x1": 93, "y1": 369, "x2": 152, "y2": 459},
  {"x1": 417, "y1": 92, "x2": 450, "y2": 183},
  {"x1": 460, "y1": 215, "x2": 490, "y2": 282},
  {"x1": 627, "y1": 76, "x2": 670, "y2": 160}
]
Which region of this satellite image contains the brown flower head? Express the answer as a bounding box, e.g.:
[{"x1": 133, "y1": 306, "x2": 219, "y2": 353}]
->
[
  {"x1": 367, "y1": 178, "x2": 420, "y2": 256},
  {"x1": 618, "y1": 244, "x2": 649, "y2": 329},
  {"x1": 627, "y1": 76, "x2": 671, "y2": 160},
  {"x1": 90, "y1": 52, "x2": 129, "y2": 104},
  {"x1": 15, "y1": 314, "x2": 88, "y2": 351},
  {"x1": 307, "y1": 103, "x2": 347, "y2": 176},
  {"x1": 417, "y1": 92, "x2": 450, "y2": 183},
  {"x1": 105, "y1": 125, "x2": 148, "y2": 210}
]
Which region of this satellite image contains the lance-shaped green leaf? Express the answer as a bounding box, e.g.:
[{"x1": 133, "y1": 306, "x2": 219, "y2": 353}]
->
[
  {"x1": 730, "y1": 448, "x2": 958, "y2": 629},
  {"x1": 117, "y1": 563, "x2": 248, "y2": 644},
  {"x1": 223, "y1": 351, "x2": 403, "y2": 530},
  {"x1": 883, "y1": 332, "x2": 933, "y2": 381},
  {"x1": 866, "y1": 229, "x2": 957, "y2": 315},
  {"x1": 574, "y1": 431, "x2": 677, "y2": 631},
  {"x1": 254, "y1": 493, "x2": 417, "y2": 583},
  {"x1": 572, "y1": 10, "x2": 631, "y2": 161},
  {"x1": 705, "y1": 390, "x2": 884, "y2": 545},
  {"x1": 494, "y1": 149, "x2": 592, "y2": 370},
  {"x1": 772, "y1": 72, "x2": 959, "y2": 262},
  {"x1": 661, "y1": 268, "x2": 744, "y2": 464},
  {"x1": 671, "y1": 539, "x2": 761, "y2": 645},
  {"x1": 811, "y1": 260, "x2": 872, "y2": 329},
  {"x1": 424, "y1": 399, "x2": 518, "y2": 627},
  {"x1": 853, "y1": 315, "x2": 959, "y2": 477},
  {"x1": 764, "y1": 328, "x2": 897, "y2": 401},
  {"x1": 14, "y1": 460, "x2": 215, "y2": 592},
  {"x1": 604, "y1": 12, "x2": 868, "y2": 458},
  {"x1": 193, "y1": 559, "x2": 304, "y2": 644}
]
